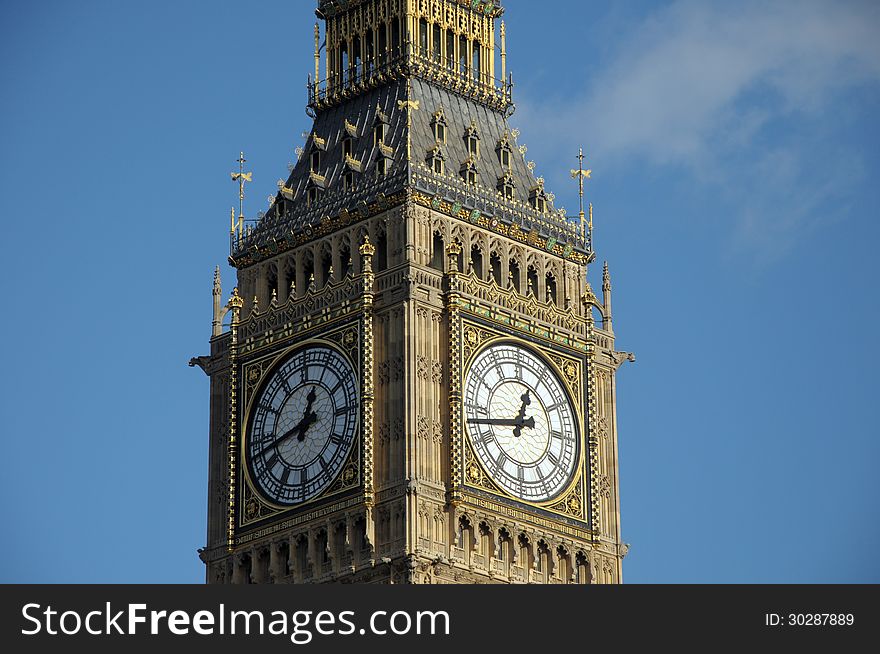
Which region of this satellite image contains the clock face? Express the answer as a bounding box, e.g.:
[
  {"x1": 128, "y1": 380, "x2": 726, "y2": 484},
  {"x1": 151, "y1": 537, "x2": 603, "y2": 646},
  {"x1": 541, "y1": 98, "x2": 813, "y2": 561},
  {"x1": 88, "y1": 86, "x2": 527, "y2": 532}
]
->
[
  {"x1": 464, "y1": 343, "x2": 579, "y2": 503},
  {"x1": 246, "y1": 345, "x2": 359, "y2": 506}
]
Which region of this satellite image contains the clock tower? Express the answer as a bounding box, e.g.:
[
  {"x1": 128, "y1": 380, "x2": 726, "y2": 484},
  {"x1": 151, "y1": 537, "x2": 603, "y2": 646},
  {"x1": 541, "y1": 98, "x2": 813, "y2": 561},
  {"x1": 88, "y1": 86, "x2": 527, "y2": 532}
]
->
[{"x1": 193, "y1": 0, "x2": 631, "y2": 584}]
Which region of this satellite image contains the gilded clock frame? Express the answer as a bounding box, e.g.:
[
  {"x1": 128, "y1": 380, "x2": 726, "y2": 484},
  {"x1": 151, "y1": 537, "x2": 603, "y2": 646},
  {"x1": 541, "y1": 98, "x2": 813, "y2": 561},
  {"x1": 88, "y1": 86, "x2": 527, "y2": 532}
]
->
[
  {"x1": 457, "y1": 318, "x2": 595, "y2": 528},
  {"x1": 235, "y1": 322, "x2": 363, "y2": 532}
]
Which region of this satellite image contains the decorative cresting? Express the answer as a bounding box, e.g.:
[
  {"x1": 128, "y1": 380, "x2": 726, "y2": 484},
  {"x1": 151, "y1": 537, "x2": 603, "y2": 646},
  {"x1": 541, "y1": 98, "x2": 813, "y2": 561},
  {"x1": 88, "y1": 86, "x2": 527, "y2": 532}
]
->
[
  {"x1": 445, "y1": 241, "x2": 464, "y2": 504},
  {"x1": 359, "y1": 236, "x2": 377, "y2": 507}
]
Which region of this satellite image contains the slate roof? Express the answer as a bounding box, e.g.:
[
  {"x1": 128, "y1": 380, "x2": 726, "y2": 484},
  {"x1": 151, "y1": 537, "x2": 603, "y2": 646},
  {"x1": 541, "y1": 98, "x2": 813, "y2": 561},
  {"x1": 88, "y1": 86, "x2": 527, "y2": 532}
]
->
[{"x1": 231, "y1": 76, "x2": 588, "y2": 268}]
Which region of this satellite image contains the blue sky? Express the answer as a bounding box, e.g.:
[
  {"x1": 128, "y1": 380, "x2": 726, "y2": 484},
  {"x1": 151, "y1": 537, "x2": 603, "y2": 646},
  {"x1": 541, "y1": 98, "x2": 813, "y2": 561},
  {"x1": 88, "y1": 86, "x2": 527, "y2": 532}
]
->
[{"x1": 1, "y1": 0, "x2": 878, "y2": 583}]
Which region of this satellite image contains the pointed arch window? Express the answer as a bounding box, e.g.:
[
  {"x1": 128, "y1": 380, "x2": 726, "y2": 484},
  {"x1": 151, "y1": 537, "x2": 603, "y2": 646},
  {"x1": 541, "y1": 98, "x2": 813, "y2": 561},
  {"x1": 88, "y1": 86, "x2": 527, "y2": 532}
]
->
[
  {"x1": 307, "y1": 184, "x2": 322, "y2": 206},
  {"x1": 461, "y1": 157, "x2": 478, "y2": 185},
  {"x1": 427, "y1": 145, "x2": 445, "y2": 175},
  {"x1": 431, "y1": 109, "x2": 448, "y2": 144},
  {"x1": 376, "y1": 155, "x2": 389, "y2": 177},
  {"x1": 530, "y1": 179, "x2": 549, "y2": 213},
  {"x1": 466, "y1": 124, "x2": 480, "y2": 157},
  {"x1": 419, "y1": 19, "x2": 429, "y2": 56},
  {"x1": 374, "y1": 122, "x2": 385, "y2": 146},
  {"x1": 497, "y1": 134, "x2": 513, "y2": 169},
  {"x1": 497, "y1": 171, "x2": 516, "y2": 200}
]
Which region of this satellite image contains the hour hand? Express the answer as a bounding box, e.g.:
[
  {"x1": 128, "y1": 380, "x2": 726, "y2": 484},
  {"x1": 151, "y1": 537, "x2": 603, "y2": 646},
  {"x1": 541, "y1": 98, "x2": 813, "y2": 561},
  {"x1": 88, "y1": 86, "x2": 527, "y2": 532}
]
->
[{"x1": 295, "y1": 410, "x2": 318, "y2": 442}]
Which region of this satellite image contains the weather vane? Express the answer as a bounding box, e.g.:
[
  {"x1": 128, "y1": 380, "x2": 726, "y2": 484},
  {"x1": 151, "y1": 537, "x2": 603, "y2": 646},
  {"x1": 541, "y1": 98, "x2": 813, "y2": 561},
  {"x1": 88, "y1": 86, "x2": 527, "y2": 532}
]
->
[
  {"x1": 570, "y1": 148, "x2": 592, "y2": 239},
  {"x1": 231, "y1": 151, "x2": 253, "y2": 225}
]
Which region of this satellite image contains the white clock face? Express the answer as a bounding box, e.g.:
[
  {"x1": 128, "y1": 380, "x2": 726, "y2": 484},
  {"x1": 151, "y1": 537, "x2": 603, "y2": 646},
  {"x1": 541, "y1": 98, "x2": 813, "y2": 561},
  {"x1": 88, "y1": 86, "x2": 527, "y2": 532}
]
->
[
  {"x1": 247, "y1": 345, "x2": 359, "y2": 506},
  {"x1": 464, "y1": 343, "x2": 579, "y2": 503}
]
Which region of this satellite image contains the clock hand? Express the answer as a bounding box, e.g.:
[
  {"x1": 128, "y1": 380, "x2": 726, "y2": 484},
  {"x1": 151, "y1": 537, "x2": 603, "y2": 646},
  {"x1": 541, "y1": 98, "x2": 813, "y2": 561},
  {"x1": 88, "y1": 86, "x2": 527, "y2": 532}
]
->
[
  {"x1": 512, "y1": 391, "x2": 531, "y2": 438},
  {"x1": 295, "y1": 410, "x2": 319, "y2": 442},
  {"x1": 468, "y1": 417, "x2": 537, "y2": 428},
  {"x1": 295, "y1": 386, "x2": 319, "y2": 441},
  {"x1": 466, "y1": 391, "x2": 536, "y2": 437},
  {"x1": 256, "y1": 387, "x2": 320, "y2": 456}
]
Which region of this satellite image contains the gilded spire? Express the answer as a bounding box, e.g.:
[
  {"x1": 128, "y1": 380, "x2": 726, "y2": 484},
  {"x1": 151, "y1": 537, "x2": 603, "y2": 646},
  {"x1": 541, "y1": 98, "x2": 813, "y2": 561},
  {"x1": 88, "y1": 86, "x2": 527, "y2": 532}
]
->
[
  {"x1": 570, "y1": 148, "x2": 592, "y2": 239},
  {"x1": 230, "y1": 152, "x2": 252, "y2": 224}
]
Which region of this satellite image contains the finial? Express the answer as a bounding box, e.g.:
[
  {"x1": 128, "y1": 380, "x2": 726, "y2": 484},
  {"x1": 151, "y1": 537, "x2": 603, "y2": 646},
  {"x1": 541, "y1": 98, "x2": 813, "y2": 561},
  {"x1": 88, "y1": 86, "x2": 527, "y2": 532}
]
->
[
  {"x1": 228, "y1": 287, "x2": 244, "y2": 310},
  {"x1": 213, "y1": 266, "x2": 222, "y2": 296},
  {"x1": 230, "y1": 207, "x2": 236, "y2": 235},
  {"x1": 270, "y1": 288, "x2": 278, "y2": 306},
  {"x1": 571, "y1": 148, "x2": 592, "y2": 239},
  {"x1": 359, "y1": 235, "x2": 376, "y2": 256},
  {"x1": 603, "y1": 261, "x2": 611, "y2": 292},
  {"x1": 230, "y1": 152, "x2": 253, "y2": 223},
  {"x1": 290, "y1": 279, "x2": 296, "y2": 297},
  {"x1": 308, "y1": 274, "x2": 316, "y2": 292},
  {"x1": 252, "y1": 295, "x2": 259, "y2": 313}
]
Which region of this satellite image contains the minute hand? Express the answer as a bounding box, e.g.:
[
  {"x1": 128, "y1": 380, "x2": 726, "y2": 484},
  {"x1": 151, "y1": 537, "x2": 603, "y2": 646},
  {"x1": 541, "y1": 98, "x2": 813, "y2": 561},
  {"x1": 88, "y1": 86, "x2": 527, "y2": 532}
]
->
[{"x1": 468, "y1": 417, "x2": 536, "y2": 428}]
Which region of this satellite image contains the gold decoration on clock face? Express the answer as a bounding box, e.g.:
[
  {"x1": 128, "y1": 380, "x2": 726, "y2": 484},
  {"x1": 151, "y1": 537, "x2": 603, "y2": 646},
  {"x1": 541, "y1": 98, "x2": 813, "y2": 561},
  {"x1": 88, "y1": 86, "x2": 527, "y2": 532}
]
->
[
  {"x1": 246, "y1": 345, "x2": 359, "y2": 507},
  {"x1": 464, "y1": 343, "x2": 579, "y2": 503}
]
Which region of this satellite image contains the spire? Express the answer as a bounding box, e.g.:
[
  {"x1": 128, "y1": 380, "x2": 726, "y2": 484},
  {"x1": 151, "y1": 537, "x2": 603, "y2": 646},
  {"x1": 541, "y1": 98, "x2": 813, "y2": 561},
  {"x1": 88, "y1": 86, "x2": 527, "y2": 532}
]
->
[
  {"x1": 602, "y1": 261, "x2": 613, "y2": 333},
  {"x1": 570, "y1": 148, "x2": 592, "y2": 239},
  {"x1": 500, "y1": 21, "x2": 507, "y2": 83},
  {"x1": 212, "y1": 266, "x2": 224, "y2": 337}
]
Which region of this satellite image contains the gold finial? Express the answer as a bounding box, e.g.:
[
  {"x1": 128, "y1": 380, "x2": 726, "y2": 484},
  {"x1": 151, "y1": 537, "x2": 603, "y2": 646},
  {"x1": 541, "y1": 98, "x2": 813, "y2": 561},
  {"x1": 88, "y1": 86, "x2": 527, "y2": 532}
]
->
[
  {"x1": 270, "y1": 288, "x2": 278, "y2": 306},
  {"x1": 570, "y1": 147, "x2": 592, "y2": 239},
  {"x1": 230, "y1": 152, "x2": 253, "y2": 223},
  {"x1": 230, "y1": 207, "x2": 236, "y2": 235},
  {"x1": 228, "y1": 287, "x2": 244, "y2": 310},
  {"x1": 359, "y1": 235, "x2": 376, "y2": 256}
]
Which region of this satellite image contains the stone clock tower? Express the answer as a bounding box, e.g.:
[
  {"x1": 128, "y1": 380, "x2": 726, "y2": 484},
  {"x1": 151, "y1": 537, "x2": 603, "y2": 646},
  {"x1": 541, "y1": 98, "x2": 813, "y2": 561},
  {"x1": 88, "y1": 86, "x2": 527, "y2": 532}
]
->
[{"x1": 193, "y1": 0, "x2": 631, "y2": 584}]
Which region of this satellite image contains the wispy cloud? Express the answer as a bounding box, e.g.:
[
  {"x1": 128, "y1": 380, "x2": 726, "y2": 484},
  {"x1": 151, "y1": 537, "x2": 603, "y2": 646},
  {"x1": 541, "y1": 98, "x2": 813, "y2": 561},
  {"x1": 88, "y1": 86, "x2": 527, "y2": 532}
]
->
[{"x1": 521, "y1": 0, "x2": 880, "y2": 264}]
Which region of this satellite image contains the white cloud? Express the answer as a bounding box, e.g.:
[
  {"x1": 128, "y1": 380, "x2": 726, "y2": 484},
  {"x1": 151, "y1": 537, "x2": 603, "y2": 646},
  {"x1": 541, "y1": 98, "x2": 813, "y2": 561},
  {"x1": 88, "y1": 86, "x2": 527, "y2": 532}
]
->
[{"x1": 521, "y1": 0, "x2": 880, "y2": 264}]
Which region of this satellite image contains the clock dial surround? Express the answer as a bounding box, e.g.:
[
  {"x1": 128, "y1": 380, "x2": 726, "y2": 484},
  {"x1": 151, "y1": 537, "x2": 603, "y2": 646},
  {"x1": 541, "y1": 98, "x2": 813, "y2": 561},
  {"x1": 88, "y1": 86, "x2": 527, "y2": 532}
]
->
[
  {"x1": 464, "y1": 342, "x2": 580, "y2": 503},
  {"x1": 246, "y1": 344, "x2": 359, "y2": 507}
]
